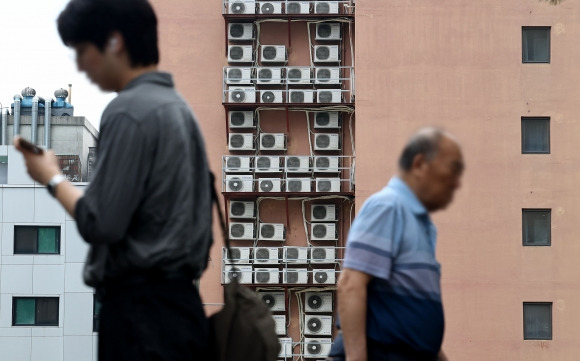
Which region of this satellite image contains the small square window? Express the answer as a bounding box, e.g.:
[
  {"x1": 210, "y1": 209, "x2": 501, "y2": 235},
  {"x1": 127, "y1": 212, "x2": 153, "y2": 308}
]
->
[
  {"x1": 14, "y1": 226, "x2": 60, "y2": 254},
  {"x1": 93, "y1": 295, "x2": 101, "y2": 333},
  {"x1": 522, "y1": 117, "x2": 550, "y2": 154},
  {"x1": 13, "y1": 297, "x2": 59, "y2": 326},
  {"x1": 522, "y1": 209, "x2": 551, "y2": 246},
  {"x1": 523, "y1": 27, "x2": 550, "y2": 63},
  {"x1": 524, "y1": 302, "x2": 552, "y2": 340}
]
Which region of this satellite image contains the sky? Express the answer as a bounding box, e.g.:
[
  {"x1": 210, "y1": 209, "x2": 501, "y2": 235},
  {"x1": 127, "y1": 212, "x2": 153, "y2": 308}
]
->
[{"x1": 0, "y1": 0, "x2": 115, "y2": 130}]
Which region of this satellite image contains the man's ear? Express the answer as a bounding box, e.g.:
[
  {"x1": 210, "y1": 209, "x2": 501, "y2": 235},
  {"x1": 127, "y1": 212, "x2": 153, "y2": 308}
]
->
[
  {"x1": 410, "y1": 153, "x2": 429, "y2": 178},
  {"x1": 107, "y1": 32, "x2": 122, "y2": 53}
]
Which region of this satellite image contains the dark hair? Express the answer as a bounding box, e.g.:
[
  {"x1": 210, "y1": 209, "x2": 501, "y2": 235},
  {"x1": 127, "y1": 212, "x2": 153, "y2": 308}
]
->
[
  {"x1": 398, "y1": 128, "x2": 445, "y2": 171},
  {"x1": 57, "y1": 0, "x2": 159, "y2": 67}
]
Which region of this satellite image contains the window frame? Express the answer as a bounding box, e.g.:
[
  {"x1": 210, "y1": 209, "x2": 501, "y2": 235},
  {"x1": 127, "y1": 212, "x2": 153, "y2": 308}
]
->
[
  {"x1": 13, "y1": 225, "x2": 61, "y2": 255},
  {"x1": 12, "y1": 297, "x2": 60, "y2": 326},
  {"x1": 521, "y1": 117, "x2": 550, "y2": 154},
  {"x1": 522, "y1": 26, "x2": 551, "y2": 63},
  {"x1": 523, "y1": 302, "x2": 553, "y2": 340},
  {"x1": 522, "y1": 209, "x2": 551, "y2": 246}
]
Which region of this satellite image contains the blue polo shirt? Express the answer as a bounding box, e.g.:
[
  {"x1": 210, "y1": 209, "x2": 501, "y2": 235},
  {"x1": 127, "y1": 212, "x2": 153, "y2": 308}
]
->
[{"x1": 343, "y1": 177, "x2": 444, "y2": 355}]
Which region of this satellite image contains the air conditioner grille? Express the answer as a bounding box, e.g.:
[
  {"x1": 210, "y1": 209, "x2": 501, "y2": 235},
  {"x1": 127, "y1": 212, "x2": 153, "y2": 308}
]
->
[
  {"x1": 317, "y1": 24, "x2": 332, "y2": 38},
  {"x1": 255, "y1": 271, "x2": 271, "y2": 283},
  {"x1": 312, "y1": 205, "x2": 327, "y2": 219},
  {"x1": 230, "y1": 224, "x2": 246, "y2": 237},
  {"x1": 261, "y1": 224, "x2": 275, "y2": 238},
  {"x1": 286, "y1": 157, "x2": 301, "y2": 170},
  {"x1": 231, "y1": 202, "x2": 247, "y2": 216},
  {"x1": 312, "y1": 224, "x2": 328, "y2": 238},
  {"x1": 229, "y1": 46, "x2": 245, "y2": 60},
  {"x1": 287, "y1": 68, "x2": 303, "y2": 82},
  {"x1": 231, "y1": 2, "x2": 246, "y2": 14},
  {"x1": 228, "y1": 68, "x2": 242, "y2": 82},
  {"x1": 262, "y1": 46, "x2": 278, "y2": 61},
  {"x1": 314, "y1": 271, "x2": 328, "y2": 283},
  {"x1": 258, "y1": 68, "x2": 272, "y2": 82},
  {"x1": 228, "y1": 178, "x2": 245, "y2": 192},
  {"x1": 286, "y1": 3, "x2": 300, "y2": 13},
  {"x1": 315, "y1": 134, "x2": 330, "y2": 148},
  {"x1": 261, "y1": 2, "x2": 275, "y2": 14},
  {"x1": 307, "y1": 317, "x2": 323, "y2": 333},
  {"x1": 316, "y1": 46, "x2": 330, "y2": 60},
  {"x1": 230, "y1": 112, "x2": 247, "y2": 126},
  {"x1": 307, "y1": 340, "x2": 323, "y2": 355},
  {"x1": 316, "y1": 2, "x2": 330, "y2": 13},
  {"x1": 256, "y1": 248, "x2": 270, "y2": 260},
  {"x1": 291, "y1": 91, "x2": 304, "y2": 103},
  {"x1": 286, "y1": 248, "x2": 298, "y2": 260},
  {"x1": 256, "y1": 156, "x2": 271, "y2": 169},
  {"x1": 286, "y1": 270, "x2": 299, "y2": 283},
  {"x1": 317, "y1": 69, "x2": 331, "y2": 82},
  {"x1": 318, "y1": 180, "x2": 332, "y2": 192},
  {"x1": 311, "y1": 248, "x2": 327, "y2": 260},
  {"x1": 318, "y1": 91, "x2": 333, "y2": 103},
  {"x1": 262, "y1": 294, "x2": 276, "y2": 309},
  {"x1": 287, "y1": 180, "x2": 302, "y2": 192},
  {"x1": 231, "y1": 90, "x2": 247, "y2": 103},
  {"x1": 230, "y1": 134, "x2": 245, "y2": 148},
  {"x1": 260, "y1": 180, "x2": 274, "y2": 192},
  {"x1": 308, "y1": 294, "x2": 323, "y2": 310},
  {"x1": 315, "y1": 157, "x2": 329, "y2": 169},
  {"x1": 227, "y1": 157, "x2": 242, "y2": 169},
  {"x1": 229, "y1": 24, "x2": 245, "y2": 38},
  {"x1": 229, "y1": 248, "x2": 241, "y2": 260},
  {"x1": 316, "y1": 112, "x2": 330, "y2": 126},
  {"x1": 227, "y1": 267, "x2": 242, "y2": 281},
  {"x1": 261, "y1": 134, "x2": 276, "y2": 148}
]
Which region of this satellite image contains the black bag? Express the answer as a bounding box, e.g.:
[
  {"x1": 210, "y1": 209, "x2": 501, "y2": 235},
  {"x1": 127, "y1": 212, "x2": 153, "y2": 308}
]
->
[{"x1": 208, "y1": 173, "x2": 280, "y2": 361}]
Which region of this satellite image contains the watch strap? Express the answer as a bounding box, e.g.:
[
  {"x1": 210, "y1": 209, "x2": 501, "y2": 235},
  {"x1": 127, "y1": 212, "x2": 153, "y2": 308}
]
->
[{"x1": 47, "y1": 174, "x2": 67, "y2": 197}]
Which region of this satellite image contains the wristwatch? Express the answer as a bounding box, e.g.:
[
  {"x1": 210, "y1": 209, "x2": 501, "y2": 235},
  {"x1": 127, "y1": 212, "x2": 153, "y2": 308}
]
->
[{"x1": 46, "y1": 174, "x2": 67, "y2": 197}]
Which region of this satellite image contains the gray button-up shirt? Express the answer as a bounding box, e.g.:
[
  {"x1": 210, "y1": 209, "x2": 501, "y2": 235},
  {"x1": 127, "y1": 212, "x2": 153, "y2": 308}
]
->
[{"x1": 75, "y1": 72, "x2": 212, "y2": 288}]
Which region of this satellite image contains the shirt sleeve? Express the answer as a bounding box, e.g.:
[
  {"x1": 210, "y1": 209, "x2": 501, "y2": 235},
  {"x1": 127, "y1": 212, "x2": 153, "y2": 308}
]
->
[
  {"x1": 75, "y1": 112, "x2": 152, "y2": 244},
  {"x1": 343, "y1": 196, "x2": 401, "y2": 280}
]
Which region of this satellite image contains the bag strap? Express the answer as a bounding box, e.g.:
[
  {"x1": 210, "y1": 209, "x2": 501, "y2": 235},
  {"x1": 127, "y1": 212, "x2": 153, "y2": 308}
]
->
[{"x1": 209, "y1": 172, "x2": 235, "y2": 264}]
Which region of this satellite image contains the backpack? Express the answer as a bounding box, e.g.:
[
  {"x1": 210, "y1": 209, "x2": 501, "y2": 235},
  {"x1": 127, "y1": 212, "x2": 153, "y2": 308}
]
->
[{"x1": 208, "y1": 173, "x2": 280, "y2": 361}]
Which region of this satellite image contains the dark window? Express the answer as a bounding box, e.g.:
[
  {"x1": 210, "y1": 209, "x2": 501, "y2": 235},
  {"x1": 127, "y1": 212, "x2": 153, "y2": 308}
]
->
[
  {"x1": 522, "y1": 117, "x2": 550, "y2": 154},
  {"x1": 523, "y1": 27, "x2": 550, "y2": 63},
  {"x1": 14, "y1": 226, "x2": 60, "y2": 254},
  {"x1": 524, "y1": 302, "x2": 552, "y2": 340},
  {"x1": 522, "y1": 209, "x2": 551, "y2": 246},
  {"x1": 13, "y1": 297, "x2": 59, "y2": 326},
  {"x1": 93, "y1": 295, "x2": 101, "y2": 332},
  {"x1": 0, "y1": 156, "x2": 7, "y2": 184}
]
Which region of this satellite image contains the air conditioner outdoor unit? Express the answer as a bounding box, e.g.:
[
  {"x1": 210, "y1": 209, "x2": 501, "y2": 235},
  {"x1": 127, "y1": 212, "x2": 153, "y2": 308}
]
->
[
  {"x1": 314, "y1": 1, "x2": 339, "y2": 14},
  {"x1": 229, "y1": 0, "x2": 256, "y2": 14},
  {"x1": 315, "y1": 23, "x2": 342, "y2": 41},
  {"x1": 304, "y1": 315, "x2": 333, "y2": 336},
  {"x1": 283, "y1": 246, "x2": 309, "y2": 264},
  {"x1": 229, "y1": 222, "x2": 255, "y2": 240},
  {"x1": 223, "y1": 265, "x2": 253, "y2": 284},
  {"x1": 316, "y1": 178, "x2": 341, "y2": 193},
  {"x1": 261, "y1": 45, "x2": 287, "y2": 63},
  {"x1": 273, "y1": 315, "x2": 287, "y2": 335},
  {"x1": 228, "y1": 45, "x2": 254, "y2": 63},
  {"x1": 228, "y1": 87, "x2": 256, "y2": 103},
  {"x1": 228, "y1": 133, "x2": 255, "y2": 151},
  {"x1": 225, "y1": 174, "x2": 254, "y2": 192},
  {"x1": 314, "y1": 45, "x2": 340, "y2": 63},
  {"x1": 317, "y1": 89, "x2": 342, "y2": 103},
  {"x1": 223, "y1": 246, "x2": 252, "y2": 264},
  {"x1": 286, "y1": 67, "x2": 311, "y2": 84},
  {"x1": 225, "y1": 67, "x2": 253, "y2": 84},
  {"x1": 312, "y1": 269, "x2": 336, "y2": 284},
  {"x1": 259, "y1": 223, "x2": 286, "y2": 241},
  {"x1": 255, "y1": 156, "x2": 281, "y2": 173},
  {"x1": 313, "y1": 156, "x2": 340, "y2": 173},
  {"x1": 311, "y1": 223, "x2": 337, "y2": 240},
  {"x1": 228, "y1": 110, "x2": 255, "y2": 128},
  {"x1": 283, "y1": 268, "x2": 308, "y2": 284},
  {"x1": 285, "y1": 156, "x2": 311, "y2": 173},
  {"x1": 311, "y1": 204, "x2": 336, "y2": 222},
  {"x1": 305, "y1": 292, "x2": 333, "y2": 313},
  {"x1": 288, "y1": 89, "x2": 315, "y2": 103},
  {"x1": 304, "y1": 338, "x2": 332, "y2": 358},
  {"x1": 229, "y1": 201, "x2": 256, "y2": 219},
  {"x1": 285, "y1": 1, "x2": 310, "y2": 14},
  {"x1": 315, "y1": 67, "x2": 341, "y2": 85},
  {"x1": 257, "y1": 1, "x2": 283, "y2": 14},
  {"x1": 313, "y1": 111, "x2": 340, "y2": 128},
  {"x1": 278, "y1": 337, "x2": 293, "y2": 359},
  {"x1": 256, "y1": 67, "x2": 284, "y2": 84},
  {"x1": 258, "y1": 178, "x2": 282, "y2": 192},
  {"x1": 228, "y1": 23, "x2": 254, "y2": 41},
  {"x1": 254, "y1": 247, "x2": 279, "y2": 264},
  {"x1": 258, "y1": 291, "x2": 286, "y2": 312},
  {"x1": 260, "y1": 133, "x2": 286, "y2": 150},
  {"x1": 285, "y1": 178, "x2": 312, "y2": 192},
  {"x1": 254, "y1": 267, "x2": 280, "y2": 284},
  {"x1": 310, "y1": 247, "x2": 336, "y2": 264},
  {"x1": 224, "y1": 156, "x2": 252, "y2": 173},
  {"x1": 314, "y1": 133, "x2": 340, "y2": 151},
  {"x1": 259, "y1": 90, "x2": 284, "y2": 104}
]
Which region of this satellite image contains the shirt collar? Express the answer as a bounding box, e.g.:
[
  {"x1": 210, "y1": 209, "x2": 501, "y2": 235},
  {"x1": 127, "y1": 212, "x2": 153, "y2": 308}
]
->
[
  {"x1": 387, "y1": 176, "x2": 429, "y2": 216},
  {"x1": 123, "y1": 71, "x2": 174, "y2": 91}
]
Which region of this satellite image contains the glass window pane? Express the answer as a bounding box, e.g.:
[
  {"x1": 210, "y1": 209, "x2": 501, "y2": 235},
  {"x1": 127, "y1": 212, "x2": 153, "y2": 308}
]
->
[
  {"x1": 523, "y1": 28, "x2": 550, "y2": 63},
  {"x1": 36, "y1": 298, "x2": 59, "y2": 326},
  {"x1": 38, "y1": 227, "x2": 59, "y2": 254},
  {"x1": 14, "y1": 227, "x2": 37, "y2": 254},
  {"x1": 0, "y1": 156, "x2": 7, "y2": 185},
  {"x1": 523, "y1": 210, "x2": 551, "y2": 246},
  {"x1": 524, "y1": 303, "x2": 552, "y2": 340},
  {"x1": 14, "y1": 298, "x2": 36, "y2": 325},
  {"x1": 522, "y1": 118, "x2": 550, "y2": 154}
]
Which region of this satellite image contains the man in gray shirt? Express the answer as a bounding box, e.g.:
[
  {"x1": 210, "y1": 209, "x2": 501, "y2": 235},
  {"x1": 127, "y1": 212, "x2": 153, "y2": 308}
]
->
[{"x1": 15, "y1": 1, "x2": 212, "y2": 360}]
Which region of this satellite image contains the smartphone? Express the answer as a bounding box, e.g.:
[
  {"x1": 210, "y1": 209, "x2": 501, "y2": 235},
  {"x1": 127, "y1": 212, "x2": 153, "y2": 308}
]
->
[{"x1": 18, "y1": 138, "x2": 44, "y2": 155}]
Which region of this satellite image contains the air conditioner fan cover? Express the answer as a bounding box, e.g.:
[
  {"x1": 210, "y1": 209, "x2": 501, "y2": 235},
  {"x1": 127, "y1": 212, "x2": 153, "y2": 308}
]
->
[
  {"x1": 255, "y1": 248, "x2": 270, "y2": 260},
  {"x1": 314, "y1": 271, "x2": 328, "y2": 283},
  {"x1": 229, "y1": 248, "x2": 242, "y2": 260},
  {"x1": 261, "y1": 134, "x2": 276, "y2": 147},
  {"x1": 261, "y1": 3, "x2": 275, "y2": 14},
  {"x1": 316, "y1": 2, "x2": 330, "y2": 13},
  {"x1": 286, "y1": 270, "x2": 299, "y2": 283},
  {"x1": 262, "y1": 91, "x2": 276, "y2": 103},
  {"x1": 255, "y1": 270, "x2": 271, "y2": 283},
  {"x1": 261, "y1": 224, "x2": 276, "y2": 238},
  {"x1": 318, "y1": 91, "x2": 333, "y2": 103},
  {"x1": 256, "y1": 156, "x2": 271, "y2": 169},
  {"x1": 229, "y1": 24, "x2": 246, "y2": 38},
  {"x1": 230, "y1": 202, "x2": 248, "y2": 216},
  {"x1": 227, "y1": 267, "x2": 242, "y2": 281},
  {"x1": 286, "y1": 2, "x2": 301, "y2": 14},
  {"x1": 311, "y1": 248, "x2": 327, "y2": 260},
  {"x1": 230, "y1": 112, "x2": 248, "y2": 126},
  {"x1": 287, "y1": 68, "x2": 304, "y2": 81},
  {"x1": 291, "y1": 91, "x2": 304, "y2": 103},
  {"x1": 228, "y1": 68, "x2": 243, "y2": 81},
  {"x1": 316, "y1": 112, "x2": 330, "y2": 125},
  {"x1": 307, "y1": 340, "x2": 323, "y2": 355},
  {"x1": 231, "y1": 90, "x2": 247, "y2": 103},
  {"x1": 228, "y1": 178, "x2": 245, "y2": 192},
  {"x1": 258, "y1": 68, "x2": 272, "y2": 81},
  {"x1": 262, "y1": 294, "x2": 277, "y2": 309},
  {"x1": 230, "y1": 223, "x2": 247, "y2": 237},
  {"x1": 227, "y1": 157, "x2": 242, "y2": 168},
  {"x1": 262, "y1": 46, "x2": 278, "y2": 61},
  {"x1": 286, "y1": 248, "x2": 299, "y2": 259},
  {"x1": 230, "y1": 134, "x2": 246, "y2": 148},
  {"x1": 318, "y1": 180, "x2": 332, "y2": 192},
  {"x1": 286, "y1": 157, "x2": 301, "y2": 170},
  {"x1": 287, "y1": 180, "x2": 303, "y2": 192},
  {"x1": 317, "y1": 24, "x2": 333, "y2": 38},
  {"x1": 315, "y1": 134, "x2": 331, "y2": 148},
  {"x1": 312, "y1": 224, "x2": 328, "y2": 238},
  {"x1": 312, "y1": 205, "x2": 328, "y2": 219},
  {"x1": 316, "y1": 46, "x2": 331, "y2": 60},
  {"x1": 316, "y1": 157, "x2": 330, "y2": 169},
  {"x1": 229, "y1": 46, "x2": 245, "y2": 61},
  {"x1": 260, "y1": 180, "x2": 274, "y2": 192},
  {"x1": 307, "y1": 317, "x2": 323, "y2": 332},
  {"x1": 308, "y1": 294, "x2": 323, "y2": 310}
]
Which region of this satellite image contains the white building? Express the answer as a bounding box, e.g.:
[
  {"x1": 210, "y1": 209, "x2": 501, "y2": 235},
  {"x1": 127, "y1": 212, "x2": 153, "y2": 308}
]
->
[{"x1": 0, "y1": 88, "x2": 99, "y2": 361}]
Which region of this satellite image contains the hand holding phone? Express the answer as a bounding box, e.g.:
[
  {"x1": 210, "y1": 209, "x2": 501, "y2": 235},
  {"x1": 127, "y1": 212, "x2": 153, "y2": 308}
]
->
[{"x1": 17, "y1": 137, "x2": 44, "y2": 155}]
